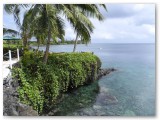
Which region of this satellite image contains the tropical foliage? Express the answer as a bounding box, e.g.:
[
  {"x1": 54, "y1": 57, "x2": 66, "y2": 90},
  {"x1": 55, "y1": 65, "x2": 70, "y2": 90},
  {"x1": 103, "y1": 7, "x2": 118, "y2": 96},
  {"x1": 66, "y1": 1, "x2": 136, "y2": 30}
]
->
[
  {"x1": 12, "y1": 51, "x2": 101, "y2": 114},
  {"x1": 4, "y1": 4, "x2": 29, "y2": 27}
]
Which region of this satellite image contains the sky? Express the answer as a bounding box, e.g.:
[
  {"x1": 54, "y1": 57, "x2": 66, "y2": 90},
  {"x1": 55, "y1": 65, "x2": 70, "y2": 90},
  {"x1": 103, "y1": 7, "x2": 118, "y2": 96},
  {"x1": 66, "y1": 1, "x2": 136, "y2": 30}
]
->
[{"x1": 3, "y1": 4, "x2": 155, "y2": 43}]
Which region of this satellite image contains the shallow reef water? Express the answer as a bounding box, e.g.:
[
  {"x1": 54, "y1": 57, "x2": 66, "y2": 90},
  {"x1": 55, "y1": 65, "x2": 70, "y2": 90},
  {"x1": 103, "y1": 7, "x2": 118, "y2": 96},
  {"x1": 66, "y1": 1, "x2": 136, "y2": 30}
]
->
[{"x1": 34, "y1": 43, "x2": 155, "y2": 116}]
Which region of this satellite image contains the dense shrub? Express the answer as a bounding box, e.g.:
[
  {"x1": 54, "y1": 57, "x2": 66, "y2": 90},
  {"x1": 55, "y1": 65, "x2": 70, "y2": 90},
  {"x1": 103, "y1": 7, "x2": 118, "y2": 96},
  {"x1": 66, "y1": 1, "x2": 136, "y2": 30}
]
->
[
  {"x1": 12, "y1": 51, "x2": 101, "y2": 114},
  {"x1": 48, "y1": 52, "x2": 101, "y2": 91}
]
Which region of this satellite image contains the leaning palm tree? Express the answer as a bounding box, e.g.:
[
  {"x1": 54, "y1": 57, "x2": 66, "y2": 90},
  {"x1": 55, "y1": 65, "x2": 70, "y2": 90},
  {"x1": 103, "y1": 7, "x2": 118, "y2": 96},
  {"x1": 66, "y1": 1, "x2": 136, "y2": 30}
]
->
[
  {"x1": 30, "y1": 4, "x2": 65, "y2": 63},
  {"x1": 34, "y1": 31, "x2": 46, "y2": 51},
  {"x1": 30, "y1": 16, "x2": 47, "y2": 50},
  {"x1": 36, "y1": 35, "x2": 46, "y2": 50},
  {"x1": 21, "y1": 10, "x2": 33, "y2": 48},
  {"x1": 66, "y1": 5, "x2": 95, "y2": 52},
  {"x1": 71, "y1": 4, "x2": 107, "y2": 52},
  {"x1": 72, "y1": 19, "x2": 93, "y2": 52},
  {"x1": 53, "y1": 4, "x2": 107, "y2": 52}
]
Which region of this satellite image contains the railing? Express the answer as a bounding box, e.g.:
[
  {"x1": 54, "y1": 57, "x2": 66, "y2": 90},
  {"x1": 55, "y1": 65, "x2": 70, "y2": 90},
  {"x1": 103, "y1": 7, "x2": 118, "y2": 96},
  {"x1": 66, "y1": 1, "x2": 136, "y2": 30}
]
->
[{"x1": 3, "y1": 48, "x2": 20, "y2": 69}]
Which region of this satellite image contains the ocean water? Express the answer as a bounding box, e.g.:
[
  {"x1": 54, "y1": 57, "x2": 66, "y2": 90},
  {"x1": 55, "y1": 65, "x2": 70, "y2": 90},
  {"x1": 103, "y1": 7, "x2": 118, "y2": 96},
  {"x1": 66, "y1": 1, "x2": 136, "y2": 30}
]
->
[{"x1": 33, "y1": 43, "x2": 155, "y2": 116}]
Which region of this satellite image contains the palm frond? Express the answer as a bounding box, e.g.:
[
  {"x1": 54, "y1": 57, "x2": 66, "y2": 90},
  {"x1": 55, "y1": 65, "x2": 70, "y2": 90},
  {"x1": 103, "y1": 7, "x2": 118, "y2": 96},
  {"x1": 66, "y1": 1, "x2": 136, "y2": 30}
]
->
[
  {"x1": 4, "y1": 4, "x2": 29, "y2": 28},
  {"x1": 99, "y1": 4, "x2": 107, "y2": 11}
]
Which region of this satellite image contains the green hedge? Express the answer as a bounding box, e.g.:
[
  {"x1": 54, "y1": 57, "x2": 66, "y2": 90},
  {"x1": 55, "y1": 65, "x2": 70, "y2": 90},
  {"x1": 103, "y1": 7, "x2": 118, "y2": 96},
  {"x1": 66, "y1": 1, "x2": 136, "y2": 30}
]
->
[{"x1": 12, "y1": 51, "x2": 101, "y2": 114}]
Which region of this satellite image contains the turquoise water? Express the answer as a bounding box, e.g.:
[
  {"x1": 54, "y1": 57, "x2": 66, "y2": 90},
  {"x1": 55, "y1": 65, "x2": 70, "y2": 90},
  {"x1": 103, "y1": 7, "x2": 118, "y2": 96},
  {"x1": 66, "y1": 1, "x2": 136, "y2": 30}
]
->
[{"x1": 33, "y1": 43, "x2": 155, "y2": 116}]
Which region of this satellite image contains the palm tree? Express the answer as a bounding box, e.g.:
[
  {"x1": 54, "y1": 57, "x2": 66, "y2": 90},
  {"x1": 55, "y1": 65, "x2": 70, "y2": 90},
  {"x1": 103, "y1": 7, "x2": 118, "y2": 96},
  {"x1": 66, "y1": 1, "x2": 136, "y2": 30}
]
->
[
  {"x1": 4, "y1": 4, "x2": 107, "y2": 63},
  {"x1": 53, "y1": 4, "x2": 107, "y2": 52},
  {"x1": 31, "y1": 18, "x2": 46, "y2": 50},
  {"x1": 21, "y1": 10, "x2": 33, "y2": 48},
  {"x1": 30, "y1": 4, "x2": 65, "y2": 63},
  {"x1": 4, "y1": 4, "x2": 65, "y2": 63},
  {"x1": 72, "y1": 16, "x2": 94, "y2": 52},
  {"x1": 67, "y1": 5, "x2": 95, "y2": 52},
  {"x1": 71, "y1": 4, "x2": 107, "y2": 52}
]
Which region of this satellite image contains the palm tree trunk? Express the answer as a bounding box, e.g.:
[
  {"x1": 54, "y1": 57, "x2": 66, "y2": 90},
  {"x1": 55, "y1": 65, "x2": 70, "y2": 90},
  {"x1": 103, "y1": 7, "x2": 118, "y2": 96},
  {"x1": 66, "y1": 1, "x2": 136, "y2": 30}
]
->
[
  {"x1": 23, "y1": 40, "x2": 28, "y2": 49},
  {"x1": 43, "y1": 27, "x2": 51, "y2": 63},
  {"x1": 23, "y1": 35, "x2": 28, "y2": 48},
  {"x1": 23, "y1": 39, "x2": 27, "y2": 47},
  {"x1": 37, "y1": 39, "x2": 40, "y2": 51},
  {"x1": 73, "y1": 33, "x2": 78, "y2": 52},
  {"x1": 37, "y1": 43, "x2": 40, "y2": 51}
]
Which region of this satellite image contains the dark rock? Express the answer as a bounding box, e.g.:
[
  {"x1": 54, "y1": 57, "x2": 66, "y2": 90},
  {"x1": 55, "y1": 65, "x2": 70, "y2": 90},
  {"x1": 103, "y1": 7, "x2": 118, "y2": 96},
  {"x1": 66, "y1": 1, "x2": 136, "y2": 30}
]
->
[
  {"x1": 18, "y1": 103, "x2": 38, "y2": 116},
  {"x1": 3, "y1": 75, "x2": 12, "y2": 87},
  {"x1": 10, "y1": 78, "x2": 19, "y2": 88},
  {"x1": 11, "y1": 107, "x2": 19, "y2": 116},
  {"x1": 97, "y1": 68, "x2": 117, "y2": 79},
  {"x1": 3, "y1": 75, "x2": 38, "y2": 116}
]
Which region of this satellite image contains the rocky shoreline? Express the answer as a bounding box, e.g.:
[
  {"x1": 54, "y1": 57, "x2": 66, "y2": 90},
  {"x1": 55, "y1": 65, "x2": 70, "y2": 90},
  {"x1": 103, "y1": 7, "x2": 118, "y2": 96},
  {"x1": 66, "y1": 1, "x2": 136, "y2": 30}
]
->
[
  {"x1": 3, "y1": 75, "x2": 38, "y2": 116},
  {"x1": 3, "y1": 68, "x2": 116, "y2": 116},
  {"x1": 97, "y1": 68, "x2": 117, "y2": 80}
]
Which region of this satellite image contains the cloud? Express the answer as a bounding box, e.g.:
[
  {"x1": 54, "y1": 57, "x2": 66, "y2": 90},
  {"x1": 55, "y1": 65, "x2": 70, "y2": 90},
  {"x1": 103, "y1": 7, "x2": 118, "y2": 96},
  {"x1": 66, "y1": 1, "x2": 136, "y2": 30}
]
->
[
  {"x1": 90, "y1": 4, "x2": 155, "y2": 43},
  {"x1": 141, "y1": 24, "x2": 155, "y2": 35},
  {"x1": 101, "y1": 4, "x2": 138, "y2": 19},
  {"x1": 102, "y1": 33, "x2": 114, "y2": 39},
  {"x1": 65, "y1": 27, "x2": 76, "y2": 39},
  {"x1": 133, "y1": 4, "x2": 145, "y2": 11},
  {"x1": 132, "y1": 4, "x2": 155, "y2": 26},
  {"x1": 3, "y1": 4, "x2": 155, "y2": 43},
  {"x1": 100, "y1": 4, "x2": 155, "y2": 26}
]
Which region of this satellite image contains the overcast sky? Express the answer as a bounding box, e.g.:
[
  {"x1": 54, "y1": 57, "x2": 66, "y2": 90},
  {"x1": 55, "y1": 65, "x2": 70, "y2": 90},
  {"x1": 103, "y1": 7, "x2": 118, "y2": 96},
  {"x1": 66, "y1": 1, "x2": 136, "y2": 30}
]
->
[{"x1": 3, "y1": 4, "x2": 155, "y2": 43}]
